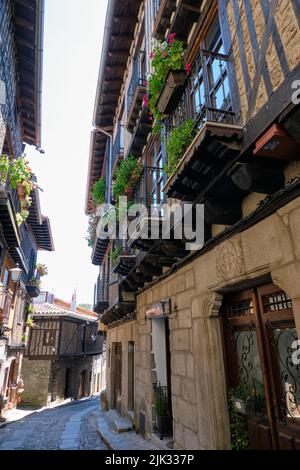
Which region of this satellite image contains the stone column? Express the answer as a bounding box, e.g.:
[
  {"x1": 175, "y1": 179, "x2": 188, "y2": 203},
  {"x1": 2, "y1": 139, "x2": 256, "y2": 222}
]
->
[
  {"x1": 192, "y1": 292, "x2": 231, "y2": 450},
  {"x1": 272, "y1": 261, "x2": 300, "y2": 336}
]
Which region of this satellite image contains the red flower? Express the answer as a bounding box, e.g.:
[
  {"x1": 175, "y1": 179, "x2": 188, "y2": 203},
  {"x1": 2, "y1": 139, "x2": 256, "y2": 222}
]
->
[
  {"x1": 169, "y1": 33, "x2": 176, "y2": 45},
  {"x1": 162, "y1": 51, "x2": 167, "y2": 58},
  {"x1": 185, "y1": 63, "x2": 191, "y2": 75},
  {"x1": 150, "y1": 51, "x2": 154, "y2": 60},
  {"x1": 142, "y1": 94, "x2": 149, "y2": 107}
]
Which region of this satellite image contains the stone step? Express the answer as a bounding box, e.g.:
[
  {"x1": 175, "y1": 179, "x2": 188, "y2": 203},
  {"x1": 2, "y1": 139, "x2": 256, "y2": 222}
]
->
[{"x1": 107, "y1": 410, "x2": 133, "y2": 433}]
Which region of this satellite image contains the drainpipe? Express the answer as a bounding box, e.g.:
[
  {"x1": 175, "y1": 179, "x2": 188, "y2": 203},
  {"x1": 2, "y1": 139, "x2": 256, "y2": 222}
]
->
[
  {"x1": 35, "y1": 0, "x2": 45, "y2": 150},
  {"x1": 95, "y1": 127, "x2": 113, "y2": 204}
]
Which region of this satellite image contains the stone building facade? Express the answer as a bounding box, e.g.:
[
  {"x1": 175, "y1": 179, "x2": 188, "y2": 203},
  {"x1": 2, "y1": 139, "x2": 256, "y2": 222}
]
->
[
  {"x1": 86, "y1": 0, "x2": 300, "y2": 450},
  {"x1": 21, "y1": 299, "x2": 106, "y2": 408},
  {"x1": 0, "y1": 0, "x2": 54, "y2": 415}
]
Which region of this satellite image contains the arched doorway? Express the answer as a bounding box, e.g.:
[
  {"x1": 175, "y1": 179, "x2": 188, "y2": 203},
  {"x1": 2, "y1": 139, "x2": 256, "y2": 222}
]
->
[{"x1": 222, "y1": 283, "x2": 300, "y2": 449}]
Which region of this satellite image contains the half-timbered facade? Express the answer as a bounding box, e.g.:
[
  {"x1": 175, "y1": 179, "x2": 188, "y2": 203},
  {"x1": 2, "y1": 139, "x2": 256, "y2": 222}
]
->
[
  {"x1": 22, "y1": 298, "x2": 105, "y2": 407},
  {"x1": 86, "y1": 0, "x2": 300, "y2": 450},
  {"x1": 0, "y1": 0, "x2": 54, "y2": 414}
]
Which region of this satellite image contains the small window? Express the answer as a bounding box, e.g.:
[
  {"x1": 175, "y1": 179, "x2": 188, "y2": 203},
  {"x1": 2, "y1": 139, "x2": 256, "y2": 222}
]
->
[{"x1": 43, "y1": 330, "x2": 56, "y2": 346}]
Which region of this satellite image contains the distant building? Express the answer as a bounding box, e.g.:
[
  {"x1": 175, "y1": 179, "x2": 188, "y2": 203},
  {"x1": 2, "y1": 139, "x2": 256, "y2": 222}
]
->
[{"x1": 22, "y1": 295, "x2": 106, "y2": 407}]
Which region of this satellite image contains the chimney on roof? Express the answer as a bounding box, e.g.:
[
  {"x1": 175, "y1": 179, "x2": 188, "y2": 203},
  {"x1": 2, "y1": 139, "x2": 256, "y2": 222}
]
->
[{"x1": 71, "y1": 290, "x2": 77, "y2": 312}]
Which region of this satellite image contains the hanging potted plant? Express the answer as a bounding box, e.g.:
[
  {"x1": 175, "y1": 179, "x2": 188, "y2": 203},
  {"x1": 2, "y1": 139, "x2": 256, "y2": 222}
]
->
[
  {"x1": 36, "y1": 263, "x2": 48, "y2": 277},
  {"x1": 112, "y1": 155, "x2": 142, "y2": 201},
  {"x1": 146, "y1": 34, "x2": 190, "y2": 124}
]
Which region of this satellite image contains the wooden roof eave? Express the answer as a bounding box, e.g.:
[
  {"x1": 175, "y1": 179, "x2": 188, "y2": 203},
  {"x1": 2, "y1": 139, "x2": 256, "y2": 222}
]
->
[
  {"x1": 13, "y1": 0, "x2": 45, "y2": 147},
  {"x1": 85, "y1": 0, "x2": 142, "y2": 214}
]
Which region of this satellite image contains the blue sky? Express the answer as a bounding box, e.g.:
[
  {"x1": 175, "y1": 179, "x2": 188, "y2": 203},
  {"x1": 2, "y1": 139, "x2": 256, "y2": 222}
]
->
[{"x1": 26, "y1": 0, "x2": 108, "y2": 305}]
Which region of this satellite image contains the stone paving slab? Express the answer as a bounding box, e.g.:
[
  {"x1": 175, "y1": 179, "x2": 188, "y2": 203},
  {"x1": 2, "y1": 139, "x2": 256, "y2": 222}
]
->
[{"x1": 92, "y1": 409, "x2": 160, "y2": 451}]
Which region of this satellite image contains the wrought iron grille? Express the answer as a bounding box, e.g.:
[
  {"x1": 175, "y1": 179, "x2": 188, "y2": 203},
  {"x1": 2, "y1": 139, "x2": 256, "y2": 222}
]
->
[
  {"x1": 165, "y1": 49, "x2": 235, "y2": 138},
  {"x1": 153, "y1": 383, "x2": 173, "y2": 438},
  {"x1": 227, "y1": 299, "x2": 254, "y2": 319},
  {"x1": 263, "y1": 292, "x2": 292, "y2": 313},
  {"x1": 230, "y1": 325, "x2": 266, "y2": 416},
  {"x1": 127, "y1": 53, "x2": 147, "y2": 118},
  {"x1": 267, "y1": 324, "x2": 300, "y2": 423}
]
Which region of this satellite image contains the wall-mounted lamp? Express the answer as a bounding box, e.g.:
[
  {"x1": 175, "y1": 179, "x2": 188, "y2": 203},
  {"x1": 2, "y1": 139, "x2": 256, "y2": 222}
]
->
[{"x1": 10, "y1": 265, "x2": 22, "y2": 284}]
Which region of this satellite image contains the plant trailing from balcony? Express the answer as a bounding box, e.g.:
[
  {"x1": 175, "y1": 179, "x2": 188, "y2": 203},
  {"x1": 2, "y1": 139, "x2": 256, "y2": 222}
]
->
[
  {"x1": 110, "y1": 246, "x2": 122, "y2": 266},
  {"x1": 112, "y1": 155, "x2": 142, "y2": 199},
  {"x1": 164, "y1": 119, "x2": 195, "y2": 177},
  {"x1": 28, "y1": 277, "x2": 41, "y2": 289},
  {"x1": 16, "y1": 210, "x2": 30, "y2": 226},
  {"x1": 0, "y1": 154, "x2": 10, "y2": 185},
  {"x1": 92, "y1": 177, "x2": 106, "y2": 206},
  {"x1": 146, "y1": 34, "x2": 189, "y2": 132},
  {"x1": 86, "y1": 214, "x2": 98, "y2": 247},
  {"x1": 0, "y1": 155, "x2": 35, "y2": 225},
  {"x1": 26, "y1": 313, "x2": 35, "y2": 328},
  {"x1": 36, "y1": 263, "x2": 48, "y2": 277}
]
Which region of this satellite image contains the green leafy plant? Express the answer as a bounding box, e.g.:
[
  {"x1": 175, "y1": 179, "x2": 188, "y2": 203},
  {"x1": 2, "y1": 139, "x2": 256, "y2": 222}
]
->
[
  {"x1": 228, "y1": 389, "x2": 251, "y2": 450},
  {"x1": 28, "y1": 277, "x2": 41, "y2": 288},
  {"x1": 16, "y1": 209, "x2": 30, "y2": 226},
  {"x1": 92, "y1": 177, "x2": 106, "y2": 206},
  {"x1": 112, "y1": 155, "x2": 142, "y2": 199},
  {"x1": 86, "y1": 214, "x2": 98, "y2": 247},
  {"x1": 164, "y1": 119, "x2": 195, "y2": 177},
  {"x1": 110, "y1": 246, "x2": 122, "y2": 266},
  {"x1": 9, "y1": 156, "x2": 33, "y2": 193},
  {"x1": 146, "y1": 35, "x2": 188, "y2": 132},
  {"x1": 36, "y1": 263, "x2": 48, "y2": 277},
  {"x1": 26, "y1": 314, "x2": 34, "y2": 328},
  {"x1": 21, "y1": 334, "x2": 27, "y2": 343},
  {"x1": 0, "y1": 154, "x2": 10, "y2": 185},
  {"x1": 154, "y1": 394, "x2": 169, "y2": 417}
]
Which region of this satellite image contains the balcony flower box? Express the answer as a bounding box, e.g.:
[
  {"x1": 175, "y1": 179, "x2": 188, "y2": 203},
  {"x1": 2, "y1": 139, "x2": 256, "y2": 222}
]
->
[{"x1": 156, "y1": 70, "x2": 186, "y2": 115}]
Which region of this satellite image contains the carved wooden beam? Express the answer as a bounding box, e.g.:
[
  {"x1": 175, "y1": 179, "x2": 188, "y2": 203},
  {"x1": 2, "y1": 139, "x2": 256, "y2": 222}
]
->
[
  {"x1": 229, "y1": 163, "x2": 284, "y2": 194},
  {"x1": 205, "y1": 198, "x2": 242, "y2": 225}
]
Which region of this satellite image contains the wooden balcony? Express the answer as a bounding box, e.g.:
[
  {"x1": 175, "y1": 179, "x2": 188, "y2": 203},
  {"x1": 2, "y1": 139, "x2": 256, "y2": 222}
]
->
[
  {"x1": 94, "y1": 275, "x2": 109, "y2": 314},
  {"x1": 162, "y1": 49, "x2": 243, "y2": 205},
  {"x1": 153, "y1": 0, "x2": 201, "y2": 42},
  {"x1": 126, "y1": 73, "x2": 147, "y2": 134},
  {"x1": 100, "y1": 270, "x2": 135, "y2": 326},
  {"x1": 26, "y1": 316, "x2": 103, "y2": 359},
  {"x1": 0, "y1": 187, "x2": 20, "y2": 248}
]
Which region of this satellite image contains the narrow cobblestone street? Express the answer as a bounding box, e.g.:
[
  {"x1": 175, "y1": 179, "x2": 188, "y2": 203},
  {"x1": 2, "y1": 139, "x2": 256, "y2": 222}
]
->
[{"x1": 0, "y1": 397, "x2": 107, "y2": 450}]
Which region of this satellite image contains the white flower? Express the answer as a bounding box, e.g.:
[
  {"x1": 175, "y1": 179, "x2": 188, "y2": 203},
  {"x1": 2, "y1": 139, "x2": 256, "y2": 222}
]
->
[{"x1": 161, "y1": 41, "x2": 168, "y2": 50}]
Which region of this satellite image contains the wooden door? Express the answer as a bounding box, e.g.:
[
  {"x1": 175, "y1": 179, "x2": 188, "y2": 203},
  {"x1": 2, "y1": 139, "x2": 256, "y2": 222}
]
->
[
  {"x1": 113, "y1": 343, "x2": 122, "y2": 413},
  {"x1": 256, "y1": 285, "x2": 300, "y2": 450},
  {"x1": 222, "y1": 284, "x2": 300, "y2": 450},
  {"x1": 79, "y1": 370, "x2": 87, "y2": 398}
]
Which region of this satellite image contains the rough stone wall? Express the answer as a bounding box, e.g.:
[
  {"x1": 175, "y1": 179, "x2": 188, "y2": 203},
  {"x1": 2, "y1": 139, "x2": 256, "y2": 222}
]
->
[
  {"x1": 135, "y1": 195, "x2": 300, "y2": 450},
  {"x1": 21, "y1": 359, "x2": 51, "y2": 408},
  {"x1": 226, "y1": 0, "x2": 300, "y2": 124}
]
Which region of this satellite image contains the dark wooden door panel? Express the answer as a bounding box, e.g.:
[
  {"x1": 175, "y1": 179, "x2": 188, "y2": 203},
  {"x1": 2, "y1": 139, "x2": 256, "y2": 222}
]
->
[{"x1": 223, "y1": 283, "x2": 300, "y2": 450}]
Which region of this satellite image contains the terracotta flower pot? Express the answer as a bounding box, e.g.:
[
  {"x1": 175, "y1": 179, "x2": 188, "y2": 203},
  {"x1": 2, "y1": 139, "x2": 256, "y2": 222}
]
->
[{"x1": 17, "y1": 183, "x2": 26, "y2": 198}]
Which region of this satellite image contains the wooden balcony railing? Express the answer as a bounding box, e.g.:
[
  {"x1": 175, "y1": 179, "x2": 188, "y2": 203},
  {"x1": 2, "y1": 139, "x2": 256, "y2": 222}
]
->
[
  {"x1": 94, "y1": 274, "x2": 109, "y2": 314},
  {"x1": 126, "y1": 54, "x2": 147, "y2": 133}
]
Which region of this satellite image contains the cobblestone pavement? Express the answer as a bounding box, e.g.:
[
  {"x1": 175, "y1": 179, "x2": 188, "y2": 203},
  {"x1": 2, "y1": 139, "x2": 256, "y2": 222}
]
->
[{"x1": 0, "y1": 397, "x2": 107, "y2": 450}]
